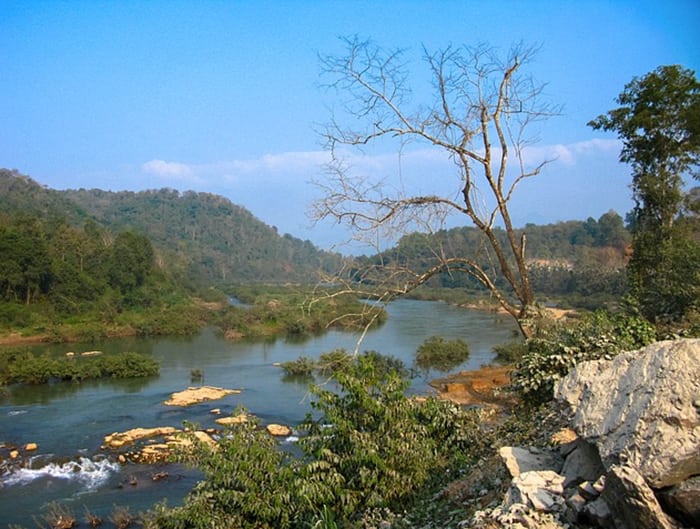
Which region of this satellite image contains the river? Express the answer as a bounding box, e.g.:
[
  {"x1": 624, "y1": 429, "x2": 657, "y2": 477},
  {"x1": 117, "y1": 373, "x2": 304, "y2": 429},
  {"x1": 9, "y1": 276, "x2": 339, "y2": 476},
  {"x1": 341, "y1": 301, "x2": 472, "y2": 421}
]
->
[{"x1": 0, "y1": 299, "x2": 517, "y2": 527}]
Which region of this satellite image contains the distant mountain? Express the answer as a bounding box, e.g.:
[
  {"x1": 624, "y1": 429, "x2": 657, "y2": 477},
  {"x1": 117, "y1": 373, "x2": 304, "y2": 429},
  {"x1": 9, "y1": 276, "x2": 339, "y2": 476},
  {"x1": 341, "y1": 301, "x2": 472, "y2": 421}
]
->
[{"x1": 0, "y1": 169, "x2": 343, "y2": 286}]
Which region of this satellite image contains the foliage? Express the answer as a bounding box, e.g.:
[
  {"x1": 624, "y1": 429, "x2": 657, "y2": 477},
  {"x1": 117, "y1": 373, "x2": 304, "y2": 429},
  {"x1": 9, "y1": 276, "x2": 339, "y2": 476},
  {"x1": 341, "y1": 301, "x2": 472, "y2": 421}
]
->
[
  {"x1": 363, "y1": 210, "x2": 632, "y2": 311},
  {"x1": 152, "y1": 354, "x2": 485, "y2": 528},
  {"x1": 512, "y1": 310, "x2": 656, "y2": 403},
  {"x1": 0, "y1": 350, "x2": 159, "y2": 385},
  {"x1": 589, "y1": 65, "x2": 700, "y2": 323},
  {"x1": 212, "y1": 289, "x2": 387, "y2": 340},
  {"x1": 415, "y1": 336, "x2": 470, "y2": 372},
  {"x1": 39, "y1": 501, "x2": 77, "y2": 529},
  {"x1": 109, "y1": 506, "x2": 135, "y2": 529},
  {"x1": 280, "y1": 349, "x2": 408, "y2": 380}
]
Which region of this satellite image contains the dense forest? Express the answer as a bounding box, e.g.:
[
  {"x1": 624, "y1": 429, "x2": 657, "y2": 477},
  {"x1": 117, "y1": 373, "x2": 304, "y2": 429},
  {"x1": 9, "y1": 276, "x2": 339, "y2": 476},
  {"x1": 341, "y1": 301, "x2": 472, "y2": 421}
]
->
[
  {"x1": 0, "y1": 169, "x2": 343, "y2": 292},
  {"x1": 354, "y1": 211, "x2": 631, "y2": 308}
]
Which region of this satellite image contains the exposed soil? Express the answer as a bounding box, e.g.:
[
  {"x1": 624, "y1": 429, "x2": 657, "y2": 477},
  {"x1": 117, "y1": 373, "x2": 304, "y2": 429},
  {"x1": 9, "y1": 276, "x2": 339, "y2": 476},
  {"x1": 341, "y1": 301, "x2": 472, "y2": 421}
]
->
[{"x1": 429, "y1": 365, "x2": 517, "y2": 408}]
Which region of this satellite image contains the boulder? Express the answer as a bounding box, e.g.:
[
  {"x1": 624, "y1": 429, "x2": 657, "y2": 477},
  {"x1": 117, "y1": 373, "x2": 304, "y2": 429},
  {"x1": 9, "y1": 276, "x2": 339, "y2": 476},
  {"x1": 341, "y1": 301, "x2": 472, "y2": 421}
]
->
[
  {"x1": 24, "y1": 442, "x2": 38, "y2": 452},
  {"x1": 555, "y1": 338, "x2": 700, "y2": 489},
  {"x1": 266, "y1": 424, "x2": 292, "y2": 437},
  {"x1": 503, "y1": 470, "x2": 565, "y2": 513},
  {"x1": 560, "y1": 439, "x2": 605, "y2": 488},
  {"x1": 164, "y1": 386, "x2": 241, "y2": 406},
  {"x1": 657, "y1": 475, "x2": 700, "y2": 527},
  {"x1": 215, "y1": 413, "x2": 248, "y2": 426},
  {"x1": 498, "y1": 446, "x2": 563, "y2": 478},
  {"x1": 602, "y1": 464, "x2": 679, "y2": 529}
]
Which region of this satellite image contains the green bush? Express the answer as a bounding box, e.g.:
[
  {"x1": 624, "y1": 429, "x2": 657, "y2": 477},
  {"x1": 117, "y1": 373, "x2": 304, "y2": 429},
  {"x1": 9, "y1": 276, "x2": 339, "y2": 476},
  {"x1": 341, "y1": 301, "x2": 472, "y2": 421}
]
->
[
  {"x1": 415, "y1": 336, "x2": 470, "y2": 372},
  {"x1": 1, "y1": 351, "x2": 159, "y2": 385},
  {"x1": 513, "y1": 310, "x2": 656, "y2": 403},
  {"x1": 153, "y1": 353, "x2": 483, "y2": 528}
]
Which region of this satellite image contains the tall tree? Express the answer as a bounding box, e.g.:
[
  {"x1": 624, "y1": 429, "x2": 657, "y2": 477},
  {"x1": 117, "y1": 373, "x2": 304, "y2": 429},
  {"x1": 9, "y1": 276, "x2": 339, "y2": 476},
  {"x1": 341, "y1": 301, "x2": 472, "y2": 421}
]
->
[
  {"x1": 313, "y1": 38, "x2": 559, "y2": 337},
  {"x1": 589, "y1": 65, "x2": 700, "y2": 321}
]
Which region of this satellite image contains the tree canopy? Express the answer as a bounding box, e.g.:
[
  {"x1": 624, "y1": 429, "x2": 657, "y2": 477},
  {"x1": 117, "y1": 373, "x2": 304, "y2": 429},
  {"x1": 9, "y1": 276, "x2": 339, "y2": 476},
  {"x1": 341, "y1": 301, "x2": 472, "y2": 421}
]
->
[{"x1": 589, "y1": 65, "x2": 700, "y2": 322}]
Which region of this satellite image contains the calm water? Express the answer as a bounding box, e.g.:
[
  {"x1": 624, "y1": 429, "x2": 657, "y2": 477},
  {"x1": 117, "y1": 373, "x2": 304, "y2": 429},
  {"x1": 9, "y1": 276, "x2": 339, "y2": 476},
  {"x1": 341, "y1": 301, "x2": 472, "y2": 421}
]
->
[{"x1": 0, "y1": 300, "x2": 516, "y2": 526}]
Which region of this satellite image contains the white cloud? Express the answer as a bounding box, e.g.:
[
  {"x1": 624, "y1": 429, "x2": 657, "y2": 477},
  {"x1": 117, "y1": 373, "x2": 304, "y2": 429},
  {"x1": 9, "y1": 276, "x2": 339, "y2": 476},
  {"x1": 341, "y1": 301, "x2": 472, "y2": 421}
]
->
[
  {"x1": 522, "y1": 138, "x2": 621, "y2": 167},
  {"x1": 142, "y1": 159, "x2": 195, "y2": 179}
]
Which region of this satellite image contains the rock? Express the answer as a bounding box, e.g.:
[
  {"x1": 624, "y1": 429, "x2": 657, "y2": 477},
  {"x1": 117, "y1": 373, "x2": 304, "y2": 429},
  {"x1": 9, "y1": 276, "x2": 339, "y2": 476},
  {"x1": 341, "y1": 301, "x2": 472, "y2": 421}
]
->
[
  {"x1": 9, "y1": 450, "x2": 19, "y2": 459},
  {"x1": 555, "y1": 338, "x2": 700, "y2": 489},
  {"x1": 592, "y1": 474, "x2": 606, "y2": 494},
  {"x1": 138, "y1": 443, "x2": 171, "y2": 463},
  {"x1": 503, "y1": 470, "x2": 565, "y2": 513},
  {"x1": 560, "y1": 439, "x2": 605, "y2": 488},
  {"x1": 103, "y1": 426, "x2": 178, "y2": 449},
  {"x1": 499, "y1": 446, "x2": 563, "y2": 478},
  {"x1": 602, "y1": 464, "x2": 679, "y2": 529},
  {"x1": 657, "y1": 475, "x2": 700, "y2": 527},
  {"x1": 210, "y1": 408, "x2": 221, "y2": 415},
  {"x1": 164, "y1": 386, "x2": 241, "y2": 406},
  {"x1": 577, "y1": 480, "x2": 599, "y2": 500},
  {"x1": 582, "y1": 497, "x2": 612, "y2": 527},
  {"x1": 266, "y1": 424, "x2": 292, "y2": 436},
  {"x1": 215, "y1": 413, "x2": 248, "y2": 426},
  {"x1": 551, "y1": 427, "x2": 577, "y2": 444},
  {"x1": 81, "y1": 350, "x2": 102, "y2": 356},
  {"x1": 564, "y1": 491, "x2": 587, "y2": 522},
  {"x1": 65, "y1": 352, "x2": 75, "y2": 357},
  {"x1": 24, "y1": 442, "x2": 38, "y2": 451}
]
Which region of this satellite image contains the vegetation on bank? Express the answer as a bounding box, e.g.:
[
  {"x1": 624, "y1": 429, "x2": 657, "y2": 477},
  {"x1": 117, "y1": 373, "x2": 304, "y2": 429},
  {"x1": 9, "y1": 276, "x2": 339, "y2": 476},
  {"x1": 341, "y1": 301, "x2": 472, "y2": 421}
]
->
[
  {"x1": 0, "y1": 350, "x2": 159, "y2": 385},
  {"x1": 146, "y1": 352, "x2": 495, "y2": 529}
]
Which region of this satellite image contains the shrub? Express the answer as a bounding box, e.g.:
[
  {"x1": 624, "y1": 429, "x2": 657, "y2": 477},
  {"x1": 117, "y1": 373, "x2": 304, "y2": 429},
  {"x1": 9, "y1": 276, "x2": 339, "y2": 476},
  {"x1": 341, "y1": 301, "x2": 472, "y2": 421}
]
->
[
  {"x1": 513, "y1": 310, "x2": 656, "y2": 403},
  {"x1": 154, "y1": 353, "x2": 483, "y2": 528},
  {"x1": 415, "y1": 336, "x2": 470, "y2": 371},
  {"x1": 2, "y1": 351, "x2": 159, "y2": 385}
]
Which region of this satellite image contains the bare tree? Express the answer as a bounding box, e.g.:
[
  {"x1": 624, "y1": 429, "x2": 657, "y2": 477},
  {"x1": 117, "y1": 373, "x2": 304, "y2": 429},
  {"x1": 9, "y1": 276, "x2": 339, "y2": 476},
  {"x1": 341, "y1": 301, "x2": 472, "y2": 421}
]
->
[{"x1": 312, "y1": 38, "x2": 560, "y2": 338}]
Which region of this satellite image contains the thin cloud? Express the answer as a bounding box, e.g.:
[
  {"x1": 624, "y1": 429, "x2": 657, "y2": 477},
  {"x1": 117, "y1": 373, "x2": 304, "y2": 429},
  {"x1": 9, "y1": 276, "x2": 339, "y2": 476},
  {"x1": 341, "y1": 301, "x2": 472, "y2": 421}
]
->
[{"x1": 142, "y1": 159, "x2": 195, "y2": 179}]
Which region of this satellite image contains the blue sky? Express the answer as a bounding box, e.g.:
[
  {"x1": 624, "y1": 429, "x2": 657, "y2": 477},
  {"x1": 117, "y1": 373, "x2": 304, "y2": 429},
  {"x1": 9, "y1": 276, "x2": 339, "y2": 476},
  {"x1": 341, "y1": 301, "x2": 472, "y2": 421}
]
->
[{"x1": 1, "y1": 1, "x2": 699, "y2": 252}]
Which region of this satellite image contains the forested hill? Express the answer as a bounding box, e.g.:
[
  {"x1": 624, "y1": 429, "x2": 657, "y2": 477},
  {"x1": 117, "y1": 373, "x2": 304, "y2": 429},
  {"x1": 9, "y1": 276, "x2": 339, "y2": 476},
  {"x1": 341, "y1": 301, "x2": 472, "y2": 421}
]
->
[
  {"x1": 61, "y1": 187, "x2": 343, "y2": 285},
  {"x1": 0, "y1": 169, "x2": 342, "y2": 286}
]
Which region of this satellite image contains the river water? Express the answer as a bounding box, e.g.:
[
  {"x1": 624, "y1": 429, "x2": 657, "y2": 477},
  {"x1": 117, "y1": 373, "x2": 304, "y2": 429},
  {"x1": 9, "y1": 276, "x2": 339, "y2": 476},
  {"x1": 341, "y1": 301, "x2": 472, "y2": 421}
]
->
[{"x1": 0, "y1": 300, "x2": 516, "y2": 527}]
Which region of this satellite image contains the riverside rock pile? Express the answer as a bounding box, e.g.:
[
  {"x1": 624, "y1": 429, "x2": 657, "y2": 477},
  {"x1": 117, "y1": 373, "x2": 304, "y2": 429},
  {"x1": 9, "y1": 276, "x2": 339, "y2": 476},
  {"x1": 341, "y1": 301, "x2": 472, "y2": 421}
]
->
[{"x1": 470, "y1": 338, "x2": 700, "y2": 529}]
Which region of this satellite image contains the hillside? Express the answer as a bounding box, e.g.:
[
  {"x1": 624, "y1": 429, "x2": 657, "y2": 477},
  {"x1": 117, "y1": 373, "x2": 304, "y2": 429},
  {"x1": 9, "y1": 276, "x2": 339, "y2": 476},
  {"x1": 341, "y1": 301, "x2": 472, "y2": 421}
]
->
[{"x1": 0, "y1": 169, "x2": 343, "y2": 287}]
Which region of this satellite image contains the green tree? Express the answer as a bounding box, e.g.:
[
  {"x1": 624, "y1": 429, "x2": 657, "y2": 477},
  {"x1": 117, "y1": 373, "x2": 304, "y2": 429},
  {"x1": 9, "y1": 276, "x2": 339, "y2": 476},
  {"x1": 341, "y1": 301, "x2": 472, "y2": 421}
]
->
[
  {"x1": 108, "y1": 231, "x2": 154, "y2": 296},
  {"x1": 589, "y1": 65, "x2": 700, "y2": 322}
]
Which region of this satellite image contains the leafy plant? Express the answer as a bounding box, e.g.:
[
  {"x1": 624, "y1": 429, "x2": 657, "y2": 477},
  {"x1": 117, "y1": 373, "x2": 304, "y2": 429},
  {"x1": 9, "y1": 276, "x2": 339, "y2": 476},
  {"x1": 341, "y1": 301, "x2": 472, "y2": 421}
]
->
[
  {"x1": 154, "y1": 353, "x2": 484, "y2": 528},
  {"x1": 512, "y1": 310, "x2": 656, "y2": 403},
  {"x1": 109, "y1": 506, "x2": 134, "y2": 529},
  {"x1": 415, "y1": 335, "x2": 470, "y2": 372}
]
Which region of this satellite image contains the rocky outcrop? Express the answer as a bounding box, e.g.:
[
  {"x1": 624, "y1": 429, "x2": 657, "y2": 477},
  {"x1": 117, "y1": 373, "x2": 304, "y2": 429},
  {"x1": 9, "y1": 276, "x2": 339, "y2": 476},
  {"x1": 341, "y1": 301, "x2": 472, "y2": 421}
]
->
[
  {"x1": 555, "y1": 338, "x2": 700, "y2": 489},
  {"x1": 472, "y1": 338, "x2": 699, "y2": 529},
  {"x1": 103, "y1": 426, "x2": 178, "y2": 449},
  {"x1": 215, "y1": 413, "x2": 249, "y2": 426},
  {"x1": 164, "y1": 386, "x2": 241, "y2": 406},
  {"x1": 266, "y1": 424, "x2": 292, "y2": 436}
]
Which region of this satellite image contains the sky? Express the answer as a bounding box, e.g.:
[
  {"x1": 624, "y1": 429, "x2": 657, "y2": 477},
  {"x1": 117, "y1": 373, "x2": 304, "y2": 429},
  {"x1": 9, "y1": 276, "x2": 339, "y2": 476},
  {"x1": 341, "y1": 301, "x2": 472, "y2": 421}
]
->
[{"x1": 1, "y1": 0, "x2": 699, "y2": 253}]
